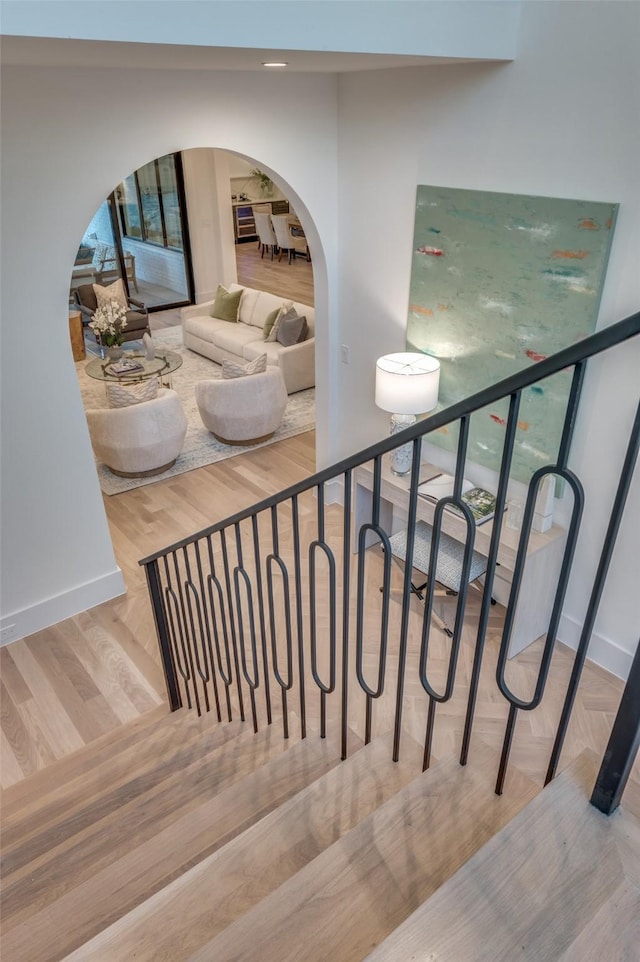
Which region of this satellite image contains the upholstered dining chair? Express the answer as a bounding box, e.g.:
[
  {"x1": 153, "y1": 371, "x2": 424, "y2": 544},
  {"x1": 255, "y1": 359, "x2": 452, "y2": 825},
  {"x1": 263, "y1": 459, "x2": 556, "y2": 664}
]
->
[
  {"x1": 85, "y1": 388, "x2": 187, "y2": 478},
  {"x1": 254, "y1": 211, "x2": 278, "y2": 260},
  {"x1": 271, "y1": 214, "x2": 297, "y2": 264}
]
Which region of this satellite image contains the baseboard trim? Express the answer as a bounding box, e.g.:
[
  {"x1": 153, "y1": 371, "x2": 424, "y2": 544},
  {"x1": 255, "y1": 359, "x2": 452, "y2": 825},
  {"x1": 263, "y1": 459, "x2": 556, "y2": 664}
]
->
[
  {"x1": 559, "y1": 613, "x2": 633, "y2": 681},
  {"x1": 0, "y1": 568, "x2": 126, "y2": 646}
]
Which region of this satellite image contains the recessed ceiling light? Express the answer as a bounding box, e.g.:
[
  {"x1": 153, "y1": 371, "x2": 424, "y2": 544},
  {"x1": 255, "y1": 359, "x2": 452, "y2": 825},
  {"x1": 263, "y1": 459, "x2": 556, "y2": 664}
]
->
[{"x1": 262, "y1": 61, "x2": 288, "y2": 68}]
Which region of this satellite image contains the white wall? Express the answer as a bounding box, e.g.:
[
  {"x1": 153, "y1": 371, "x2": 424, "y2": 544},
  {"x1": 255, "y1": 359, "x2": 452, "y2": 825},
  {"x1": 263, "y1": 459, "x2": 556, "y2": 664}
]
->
[
  {"x1": 0, "y1": 65, "x2": 337, "y2": 643},
  {"x1": 337, "y1": 1, "x2": 640, "y2": 676}
]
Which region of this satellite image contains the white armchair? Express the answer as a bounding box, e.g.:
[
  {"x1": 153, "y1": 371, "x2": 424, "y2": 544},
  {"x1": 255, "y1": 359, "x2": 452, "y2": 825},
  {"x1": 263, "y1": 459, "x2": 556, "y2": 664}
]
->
[
  {"x1": 86, "y1": 388, "x2": 187, "y2": 477},
  {"x1": 195, "y1": 368, "x2": 287, "y2": 445}
]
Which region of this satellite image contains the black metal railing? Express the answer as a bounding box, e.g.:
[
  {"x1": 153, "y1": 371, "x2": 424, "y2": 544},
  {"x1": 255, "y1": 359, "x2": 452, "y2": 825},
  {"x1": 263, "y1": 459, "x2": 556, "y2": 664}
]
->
[{"x1": 141, "y1": 310, "x2": 640, "y2": 810}]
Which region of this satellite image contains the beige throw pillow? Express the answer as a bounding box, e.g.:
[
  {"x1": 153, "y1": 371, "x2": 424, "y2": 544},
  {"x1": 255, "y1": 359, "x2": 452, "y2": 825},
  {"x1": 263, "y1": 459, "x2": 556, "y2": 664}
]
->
[
  {"x1": 266, "y1": 301, "x2": 295, "y2": 342},
  {"x1": 221, "y1": 353, "x2": 268, "y2": 379},
  {"x1": 93, "y1": 278, "x2": 128, "y2": 310},
  {"x1": 263, "y1": 307, "x2": 281, "y2": 341},
  {"x1": 106, "y1": 377, "x2": 159, "y2": 408}
]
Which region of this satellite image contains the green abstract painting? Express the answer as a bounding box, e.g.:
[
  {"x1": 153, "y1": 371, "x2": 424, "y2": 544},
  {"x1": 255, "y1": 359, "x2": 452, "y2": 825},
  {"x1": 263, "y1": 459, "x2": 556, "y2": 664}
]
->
[{"x1": 407, "y1": 186, "x2": 617, "y2": 484}]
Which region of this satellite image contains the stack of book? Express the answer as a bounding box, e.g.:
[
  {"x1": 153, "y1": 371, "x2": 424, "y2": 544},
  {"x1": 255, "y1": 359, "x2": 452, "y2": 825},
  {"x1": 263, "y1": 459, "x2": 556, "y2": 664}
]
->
[
  {"x1": 108, "y1": 358, "x2": 144, "y2": 376},
  {"x1": 418, "y1": 473, "x2": 498, "y2": 525}
]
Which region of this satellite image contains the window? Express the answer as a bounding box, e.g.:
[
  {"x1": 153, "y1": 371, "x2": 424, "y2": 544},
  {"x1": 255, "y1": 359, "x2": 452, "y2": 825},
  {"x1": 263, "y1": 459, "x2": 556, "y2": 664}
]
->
[{"x1": 116, "y1": 154, "x2": 184, "y2": 251}]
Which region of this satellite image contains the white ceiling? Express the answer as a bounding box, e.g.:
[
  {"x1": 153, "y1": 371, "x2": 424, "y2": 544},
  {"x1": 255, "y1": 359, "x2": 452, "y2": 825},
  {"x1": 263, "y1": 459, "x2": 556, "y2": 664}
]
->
[{"x1": 0, "y1": 34, "x2": 470, "y2": 73}]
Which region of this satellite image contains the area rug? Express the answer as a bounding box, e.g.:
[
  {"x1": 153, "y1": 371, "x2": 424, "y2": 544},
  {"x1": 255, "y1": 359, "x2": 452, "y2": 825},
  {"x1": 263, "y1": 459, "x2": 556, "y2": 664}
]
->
[{"x1": 76, "y1": 327, "x2": 315, "y2": 495}]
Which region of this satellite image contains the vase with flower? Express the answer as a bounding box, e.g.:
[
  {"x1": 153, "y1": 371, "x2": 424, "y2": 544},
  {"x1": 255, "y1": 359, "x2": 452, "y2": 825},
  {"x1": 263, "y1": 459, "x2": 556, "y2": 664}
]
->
[{"x1": 89, "y1": 299, "x2": 128, "y2": 360}]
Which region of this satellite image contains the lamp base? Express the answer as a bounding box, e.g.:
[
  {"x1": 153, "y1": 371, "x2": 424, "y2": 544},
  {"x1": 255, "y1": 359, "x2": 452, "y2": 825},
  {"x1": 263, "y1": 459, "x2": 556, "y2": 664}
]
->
[{"x1": 390, "y1": 413, "x2": 417, "y2": 475}]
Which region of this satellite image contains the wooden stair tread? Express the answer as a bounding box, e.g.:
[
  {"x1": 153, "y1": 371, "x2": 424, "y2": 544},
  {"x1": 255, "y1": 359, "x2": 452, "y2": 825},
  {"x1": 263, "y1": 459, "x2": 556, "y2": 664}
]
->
[
  {"x1": 364, "y1": 751, "x2": 635, "y2": 961},
  {"x1": 1, "y1": 718, "x2": 294, "y2": 932},
  {"x1": 1, "y1": 726, "x2": 346, "y2": 962},
  {"x1": 1, "y1": 703, "x2": 223, "y2": 829},
  {"x1": 61, "y1": 733, "x2": 425, "y2": 961},
  {"x1": 188, "y1": 742, "x2": 538, "y2": 962},
  {"x1": 1, "y1": 714, "x2": 251, "y2": 884},
  {"x1": 556, "y1": 879, "x2": 640, "y2": 961}
]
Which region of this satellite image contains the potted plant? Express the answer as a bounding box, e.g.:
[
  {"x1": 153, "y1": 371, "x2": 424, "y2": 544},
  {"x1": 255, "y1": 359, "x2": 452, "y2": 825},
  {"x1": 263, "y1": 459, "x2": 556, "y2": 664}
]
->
[
  {"x1": 250, "y1": 168, "x2": 274, "y2": 197},
  {"x1": 89, "y1": 299, "x2": 128, "y2": 360}
]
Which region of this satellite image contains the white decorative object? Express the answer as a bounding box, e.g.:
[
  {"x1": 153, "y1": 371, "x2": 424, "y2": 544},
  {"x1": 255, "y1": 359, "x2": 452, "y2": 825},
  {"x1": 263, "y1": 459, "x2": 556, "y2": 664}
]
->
[
  {"x1": 143, "y1": 332, "x2": 156, "y2": 360},
  {"x1": 375, "y1": 352, "x2": 440, "y2": 475}
]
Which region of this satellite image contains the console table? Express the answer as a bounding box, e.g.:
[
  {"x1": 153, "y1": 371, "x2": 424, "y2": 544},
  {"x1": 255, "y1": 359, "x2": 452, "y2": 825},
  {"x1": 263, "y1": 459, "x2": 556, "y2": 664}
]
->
[{"x1": 353, "y1": 459, "x2": 566, "y2": 658}]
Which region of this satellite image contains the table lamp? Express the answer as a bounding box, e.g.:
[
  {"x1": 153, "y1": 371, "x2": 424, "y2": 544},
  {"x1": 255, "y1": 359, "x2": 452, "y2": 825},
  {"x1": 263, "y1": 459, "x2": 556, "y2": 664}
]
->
[{"x1": 375, "y1": 352, "x2": 441, "y2": 475}]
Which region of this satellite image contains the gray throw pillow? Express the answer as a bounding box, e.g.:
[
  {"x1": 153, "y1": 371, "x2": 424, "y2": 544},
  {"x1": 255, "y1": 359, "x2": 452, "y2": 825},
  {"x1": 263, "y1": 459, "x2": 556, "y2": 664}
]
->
[{"x1": 276, "y1": 313, "x2": 308, "y2": 347}]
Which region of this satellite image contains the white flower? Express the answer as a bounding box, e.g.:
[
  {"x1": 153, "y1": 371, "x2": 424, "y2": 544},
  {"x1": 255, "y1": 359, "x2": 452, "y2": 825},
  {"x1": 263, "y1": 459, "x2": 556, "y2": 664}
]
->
[{"x1": 89, "y1": 299, "x2": 128, "y2": 345}]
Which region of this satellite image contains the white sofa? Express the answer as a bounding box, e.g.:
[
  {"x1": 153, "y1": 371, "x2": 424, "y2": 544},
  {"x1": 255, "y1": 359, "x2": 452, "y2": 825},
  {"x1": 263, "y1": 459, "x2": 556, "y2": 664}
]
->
[{"x1": 181, "y1": 284, "x2": 314, "y2": 394}]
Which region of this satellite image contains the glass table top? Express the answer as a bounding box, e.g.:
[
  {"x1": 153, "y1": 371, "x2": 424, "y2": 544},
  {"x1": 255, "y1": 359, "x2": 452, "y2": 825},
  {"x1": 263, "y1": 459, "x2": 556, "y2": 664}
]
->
[{"x1": 85, "y1": 350, "x2": 183, "y2": 383}]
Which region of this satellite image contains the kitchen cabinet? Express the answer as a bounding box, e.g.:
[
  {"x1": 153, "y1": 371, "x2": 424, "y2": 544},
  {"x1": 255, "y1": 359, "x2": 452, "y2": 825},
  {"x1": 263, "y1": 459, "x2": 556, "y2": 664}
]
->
[{"x1": 232, "y1": 200, "x2": 290, "y2": 243}]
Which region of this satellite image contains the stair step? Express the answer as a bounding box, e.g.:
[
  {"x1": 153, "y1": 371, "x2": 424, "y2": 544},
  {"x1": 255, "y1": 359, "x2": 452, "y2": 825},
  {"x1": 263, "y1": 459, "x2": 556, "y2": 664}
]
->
[
  {"x1": 1, "y1": 718, "x2": 290, "y2": 928},
  {"x1": 1, "y1": 713, "x2": 250, "y2": 881},
  {"x1": 60, "y1": 733, "x2": 424, "y2": 961},
  {"x1": 1, "y1": 703, "x2": 224, "y2": 831},
  {"x1": 364, "y1": 751, "x2": 639, "y2": 961},
  {"x1": 1, "y1": 724, "x2": 345, "y2": 962},
  {"x1": 189, "y1": 742, "x2": 538, "y2": 962},
  {"x1": 557, "y1": 880, "x2": 640, "y2": 961}
]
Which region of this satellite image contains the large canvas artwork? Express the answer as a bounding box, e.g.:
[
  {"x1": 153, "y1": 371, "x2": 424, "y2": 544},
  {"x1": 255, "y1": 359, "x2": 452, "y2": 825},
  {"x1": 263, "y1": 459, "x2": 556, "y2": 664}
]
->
[{"x1": 407, "y1": 186, "x2": 617, "y2": 484}]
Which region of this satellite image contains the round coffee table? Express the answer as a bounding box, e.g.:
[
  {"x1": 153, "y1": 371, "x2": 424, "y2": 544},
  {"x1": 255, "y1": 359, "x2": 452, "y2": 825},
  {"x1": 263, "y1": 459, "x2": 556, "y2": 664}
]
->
[{"x1": 85, "y1": 350, "x2": 183, "y2": 387}]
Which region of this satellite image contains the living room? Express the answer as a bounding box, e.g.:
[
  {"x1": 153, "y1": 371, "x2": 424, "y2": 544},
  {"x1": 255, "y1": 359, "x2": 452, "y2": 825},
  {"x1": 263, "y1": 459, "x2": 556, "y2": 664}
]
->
[{"x1": 71, "y1": 147, "x2": 316, "y2": 488}]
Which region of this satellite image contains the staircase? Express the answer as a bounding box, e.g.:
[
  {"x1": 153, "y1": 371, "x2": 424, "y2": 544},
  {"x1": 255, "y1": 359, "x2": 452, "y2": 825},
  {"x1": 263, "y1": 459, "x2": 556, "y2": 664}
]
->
[{"x1": 2, "y1": 704, "x2": 637, "y2": 961}]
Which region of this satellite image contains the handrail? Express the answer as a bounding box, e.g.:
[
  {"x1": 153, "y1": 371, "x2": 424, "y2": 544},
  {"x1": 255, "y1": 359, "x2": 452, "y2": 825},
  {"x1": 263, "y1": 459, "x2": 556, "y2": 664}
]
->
[
  {"x1": 140, "y1": 310, "x2": 640, "y2": 566},
  {"x1": 140, "y1": 307, "x2": 639, "y2": 808}
]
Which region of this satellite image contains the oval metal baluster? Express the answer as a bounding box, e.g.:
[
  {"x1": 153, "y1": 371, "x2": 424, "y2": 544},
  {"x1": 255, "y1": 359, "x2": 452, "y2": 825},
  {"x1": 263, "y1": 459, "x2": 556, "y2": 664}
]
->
[
  {"x1": 310, "y1": 483, "x2": 337, "y2": 738},
  {"x1": 460, "y1": 392, "x2": 521, "y2": 766},
  {"x1": 494, "y1": 466, "x2": 584, "y2": 794},
  {"x1": 163, "y1": 553, "x2": 195, "y2": 711},
  {"x1": 419, "y1": 497, "x2": 477, "y2": 770},
  {"x1": 234, "y1": 522, "x2": 259, "y2": 732},
  {"x1": 220, "y1": 528, "x2": 245, "y2": 722},
  {"x1": 183, "y1": 546, "x2": 211, "y2": 715},
  {"x1": 205, "y1": 534, "x2": 234, "y2": 721},
  {"x1": 192, "y1": 540, "x2": 222, "y2": 722},
  {"x1": 266, "y1": 505, "x2": 293, "y2": 739},
  {"x1": 251, "y1": 513, "x2": 272, "y2": 725}
]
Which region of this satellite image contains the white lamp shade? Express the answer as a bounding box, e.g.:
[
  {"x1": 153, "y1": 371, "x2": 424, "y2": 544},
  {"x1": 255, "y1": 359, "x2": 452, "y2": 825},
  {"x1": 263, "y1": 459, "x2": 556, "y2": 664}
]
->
[{"x1": 375, "y1": 352, "x2": 440, "y2": 414}]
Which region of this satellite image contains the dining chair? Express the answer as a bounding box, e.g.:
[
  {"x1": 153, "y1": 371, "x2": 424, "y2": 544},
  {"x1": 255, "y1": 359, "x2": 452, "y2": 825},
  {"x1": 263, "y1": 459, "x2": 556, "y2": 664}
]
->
[
  {"x1": 254, "y1": 211, "x2": 278, "y2": 260},
  {"x1": 271, "y1": 214, "x2": 297, "y2": 263}
]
